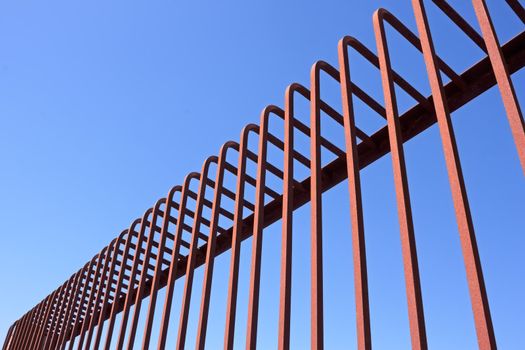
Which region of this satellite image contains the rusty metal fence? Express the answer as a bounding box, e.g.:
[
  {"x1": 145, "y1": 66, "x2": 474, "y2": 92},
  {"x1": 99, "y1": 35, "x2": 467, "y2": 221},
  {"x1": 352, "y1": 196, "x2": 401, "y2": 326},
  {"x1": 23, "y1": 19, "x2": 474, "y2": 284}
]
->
[{"x1": 3, "y1": 0, "x2": 524, "y2": 349}]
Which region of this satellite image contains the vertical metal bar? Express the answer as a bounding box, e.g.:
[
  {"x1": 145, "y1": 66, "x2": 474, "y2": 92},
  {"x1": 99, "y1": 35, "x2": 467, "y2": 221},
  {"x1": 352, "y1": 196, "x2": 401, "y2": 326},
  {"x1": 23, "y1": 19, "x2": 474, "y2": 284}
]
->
[
  {"x1": 2, "y1": 324, "x2": 15, "y2": 350},
  {"x1": 30, "y1": 307, "x2": 43, "y2": 350},
  {"x1": 49, "y1": 286, "x2": 70, "y2": 349},
  {"x1": 196, "y1": 146, "x2": 234, "y2": 349},
  {"x1": 310, "y1": 63, "x2": 324, "y2": 350},
  {"x1": 103, "y1": 223, "x2": 139, "y2": 350},
  {"x1": 127, "y1": 200, "x2": 165, "y2": 349},
  {"x1": 21, "y1": 309, "x2": 37, "y2": 350},
  {"x1": 6, "y1": 324, "x2": 16, "y2": 350},
  {"x1": 44, "y1": 283, "x2": 68, "y2": 350},
  {"x1": 373, "y1": 11, "x2": 428, "y2": 350},
  {"x1": 93, "y1": 232, "x2": 126, "y2": 350},
  {"x1": 31, "y1": 301, "x2": 48, "y2": 350},
  {"x1": 48, "y1": 290, "x2": 67, "y2": 350},
  {"x1": 51, "y1": 276, "x2": 77, "y2": 349},
  {"x1": 337, "y1": 39, "x2": 373, "y2": 350},
  {"x1": 57, "y1": 267, "x2": 86, "y2": 350},
  {"x1": 12, "y1": 314, "x2": 29, "y2": 350},
  {"x1": 84, "y1": 240, "x2": 117, "y2": 350},
  {"x1": 9, "y1": 4, "x2": 525, "y2": 349},
  {"x1": 20, "y1": 308, "x2": 37, "y2": 350},
  {"x1": 35, "y1": 299, "x2": 53, "y2": 350},
  {"x1": 15, "y1": 319, "x2": 26, "y2": 350},
  {"x1": 8, "y1": 321, "x2": 20, "y2": 350},
  {"x1": 473, "y1": 0, "x2": 525, "y2": 173},
  {"x1": 14, "y1": 313, "x2": 30, "y2": 350},
  {"x1": 10, "y1": 317, "x2": 22, "y2": 350},
  {"x1": 77, "y1": 248, "x2": 108, "y2": 350},
  {"x1": 224, "y1": 125, "x2": 254, "y2": 350},
  {"x1": 69, "y1": 256, "x2": 97, "y2": 350},
  {"x1": 246, "y1": 107, "x2": 273, "y2": 350},
  {"x1": 177, "y1": 157, "x2": 217, "y2": 349},
  {"x1": 141, "y1": 187, "x2": 181, "y2": 349},
  {"x1": 12, "y1": 320, "x2": 21, "y2": 350},
  {"x1": 277, "y1": 86, "x2": 295, "y2": 350},
  {"x1": 9, "y1": 323, "x2": 17, "y2": 350},
  {"x1": 115, "y1": 209, "x2": 152, "y2": 350},
  {"x1": 6, "y1": 320, "x2": 19, "y2": 350},
  {"x1": 27, "y1": 309, "x2": 39, "y2": 349},
  {"x1": 56, "y1": 279, "x2": 78, "y2": 348},
  {"x1": 42, "y1": 291, "x2": 60, "y2": 349},
  {"x1": 10, "y1": 321, "x2": 21, "y2": 350},
  {"x1": 157, "y1": 173, "x2": 200, "y2": 350},
  {"x1": 411, "y1": 1, "x2": 497, "y2": 349},
  {"x1": 46, "y1": 286, "x2": 67, "y2": 349},
  {"x1": 23, "y1": 309, "x2": 38, "y2": 349},
  {"x1": 37, "y1": 290, "x2": 59, "y2": 350},
  {"x1": 25, "y1": 311, "x2": 38, "y2": 350},
  {"x1": 35, "y1": 300, "x2": 52, "y2": 350}
]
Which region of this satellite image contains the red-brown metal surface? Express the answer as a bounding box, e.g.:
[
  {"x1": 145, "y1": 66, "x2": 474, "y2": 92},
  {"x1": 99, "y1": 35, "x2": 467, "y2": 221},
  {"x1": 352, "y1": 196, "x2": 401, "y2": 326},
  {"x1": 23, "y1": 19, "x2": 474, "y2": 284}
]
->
[
  {"x1": 473, "y1": 0, "x2": 525, "y2": 173},
  {"x1": 4, "y1": 1, "x2": 524, "y2": 349},
  {"x1": 223, "y1": 125, "x2": 255, "y2": 350},
  {"x1": 374, "y1": 10, "x2": 428, "y2": 350},
  {"x1": 411, "y1": 1, "x2": 498, "y2": 348}
]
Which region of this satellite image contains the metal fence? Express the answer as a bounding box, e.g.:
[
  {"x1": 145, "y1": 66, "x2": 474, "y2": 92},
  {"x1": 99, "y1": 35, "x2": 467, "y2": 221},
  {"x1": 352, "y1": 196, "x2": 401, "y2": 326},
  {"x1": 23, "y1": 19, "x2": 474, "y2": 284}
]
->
[{"x1": 3, "y1": 0, "x2": 524, "y2": 349}]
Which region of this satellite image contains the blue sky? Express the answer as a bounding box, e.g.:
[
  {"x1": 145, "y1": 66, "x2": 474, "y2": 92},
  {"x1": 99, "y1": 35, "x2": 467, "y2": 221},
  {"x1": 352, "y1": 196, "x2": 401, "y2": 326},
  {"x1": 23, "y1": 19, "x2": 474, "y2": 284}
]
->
[{"x1": 0, "y1": 0, "x2": 523, "y2": 348}]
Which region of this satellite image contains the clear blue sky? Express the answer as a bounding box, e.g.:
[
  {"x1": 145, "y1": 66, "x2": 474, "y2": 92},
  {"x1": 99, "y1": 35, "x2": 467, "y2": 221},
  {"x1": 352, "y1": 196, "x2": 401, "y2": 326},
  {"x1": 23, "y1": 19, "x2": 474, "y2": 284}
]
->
[{"x1": 0, "y1": 0, "x2": 523, "y2": 348}]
